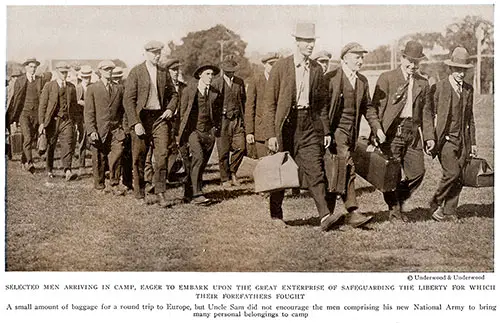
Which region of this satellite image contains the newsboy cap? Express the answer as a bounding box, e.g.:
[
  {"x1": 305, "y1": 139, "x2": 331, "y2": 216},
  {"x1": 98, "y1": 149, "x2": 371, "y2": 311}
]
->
[
  {"x1": 97, "y1": 60, "x2": 116, "y2": 70},
  {"x1": 261, "y1": 52, "x2": 280, "y2": 64},
  {"x1": 165, "y1": 58, "x2": 182, "y2": 70},
  {"x1": 311, "y1": 50, "x2": 332, "y2": 62},
  {"x1": 55, "y1": 61, "x2": 71, "y2": 72},
  {"x1": 144, "y1": 40, "x2": 164, "y2": 52},
  {"x1": 340, "y1": 42, "x2": 367, "y2": 59}
]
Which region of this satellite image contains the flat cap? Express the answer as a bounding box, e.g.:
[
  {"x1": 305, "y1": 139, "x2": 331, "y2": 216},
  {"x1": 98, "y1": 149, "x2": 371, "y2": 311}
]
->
[
  {"x1": 97, "y1": 60, "x2": 116, "y2": 70},
  {"x1": 144, "y1": 40, "x2": 164, "y2": 52},
  {"x1": 261, "y1": 52, "x2": 280, "y2": 64},
  {"x1": 112, "y1": 66, "x2": 124, "y2": 78},
  {"x1": 55, "y1": 61, "x2": 71, "y2": 71},
  {"x1": 165, "y1": 58, "x2": 182, "y2": 70},
  {"x1": 311, "y1": 50, "x2": 332, "y2": 61},
  {"x1": 340, "y1": 42, "x2": 368, "y2": 59}
]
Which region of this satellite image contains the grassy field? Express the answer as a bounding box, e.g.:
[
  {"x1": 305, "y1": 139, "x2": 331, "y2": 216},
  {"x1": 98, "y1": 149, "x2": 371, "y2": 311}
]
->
[{"x1": 5, "y1": 95, "x2": 494, "y2": 272}]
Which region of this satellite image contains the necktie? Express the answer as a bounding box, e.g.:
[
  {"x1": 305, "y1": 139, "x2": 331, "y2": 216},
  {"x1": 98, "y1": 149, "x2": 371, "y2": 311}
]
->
[
  {"x1": 456, "y1": 81, "x2": 462, "y2": 95},
  {"x1": 204, "y1": 86, "x2": 209, "y2": 98},
  {"x1": 108, "y1": 84, "x2": 112, "y2": 96},
  {"x1": 61, "y1": 80, "x2": 66, "y2": 88}
]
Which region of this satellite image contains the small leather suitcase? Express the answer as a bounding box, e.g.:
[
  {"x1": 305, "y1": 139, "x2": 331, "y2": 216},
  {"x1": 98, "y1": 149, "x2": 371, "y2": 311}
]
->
[
  {"x1": 10, "y1": 131, "x2": 23, "y2": 155},
  {"x1": 324, "y1": 149, "x2": 347, "y2": 194},
  {"x1": 462, "y1": 157, "x2": 494, "y2": 187},
  {"x1": 253, "y1": 151, "x2": 300, "y2": 193},
  {"x1": 352, "y1": 137, "x2": 401, "y2": 192},
  {"x1": 236, "y1": 156, "x2": 259, "y2": 179}
]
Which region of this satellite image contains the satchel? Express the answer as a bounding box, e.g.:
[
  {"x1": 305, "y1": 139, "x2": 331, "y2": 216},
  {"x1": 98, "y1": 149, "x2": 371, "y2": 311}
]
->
[
  {"x1": 253, "y1": 151, "x2": 300, "y2": 193},
  {"x1": 324, "y1": 150, "x2": 347, "y2": 195},
  {"x1": 37, "y1": 132, "x2": 47, "y2": 155},
  {"x1": 462, "y1": 157, "x2": 494, "y2": 187}
]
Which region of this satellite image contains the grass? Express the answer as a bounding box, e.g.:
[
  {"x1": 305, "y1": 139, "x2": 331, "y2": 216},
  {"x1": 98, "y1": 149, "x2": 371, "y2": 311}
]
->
[{"x1": 5, "y1": 95, "x2": 494, "y2": 272}]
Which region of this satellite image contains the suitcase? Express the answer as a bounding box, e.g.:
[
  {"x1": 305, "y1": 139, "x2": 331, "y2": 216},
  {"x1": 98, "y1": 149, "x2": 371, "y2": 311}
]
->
[
  {"x1": 352, "y1": 137, "x2": 401, "y2": 192},
  {"x1": 236, "y1": 156, "x2": 259, "y2": 179},
  {"x1": 253, "y1": 151, "x2": 300, "y2": 193},
  {"x1": 462, "y1": 157, "x2": 494, "y2": 187},
  {"x1": 10, "y1": 131, "x2": 23, "y2": 155},
  {"x1": 324, "y1": 149, "x2": 347, "y2": 194}
]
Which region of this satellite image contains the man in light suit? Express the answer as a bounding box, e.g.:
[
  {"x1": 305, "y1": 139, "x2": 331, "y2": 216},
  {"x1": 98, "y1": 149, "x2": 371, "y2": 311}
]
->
[
  {"x1": 74, "y1": 65, "x2": 92, "y2": 173},
  {"x1": 38, "y1": 61, "x2": 78, "y2": 181},
  {"x1": 263, "y1": 23, "x2": 341, "y2": 231},
  {"x1": 324, "y1": 42, "x2": 386, "y2": 228},
  {"x1": 85, "y1": 61, "x2": 127, "y2": 195},
  {"x1": 429, "y1": 47, "x2": 476, "y2": 221},
  {"x1": 372, "y1": 40, "x2": 436, "y2": 221},
  {"x1": 123, "y1": 40, "x2": 177, "y2": 207}
]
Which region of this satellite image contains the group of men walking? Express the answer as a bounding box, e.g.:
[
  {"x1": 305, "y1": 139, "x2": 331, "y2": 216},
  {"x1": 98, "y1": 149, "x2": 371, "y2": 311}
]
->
[{"x1": 6, "y1": 22, "x2": 477, "y2": 231}]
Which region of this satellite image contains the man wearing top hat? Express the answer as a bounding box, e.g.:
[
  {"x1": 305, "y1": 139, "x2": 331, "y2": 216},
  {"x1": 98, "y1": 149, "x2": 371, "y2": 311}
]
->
[
  {"x1": 212, "y1": 55, "x2": 247, "y2": 188},
  {"x1": 7, "y1": 58, "x2": 46, "y2": 172},
  {"x1": 324, "y1": 42, "x2": 386, "y2": 228},
  {"x1": 74, "y1": 65, "x2": 93, "y2": 173},
  {"x1": 85, "y1": 60, "x2": 127, "y2": 195},
  {"x1": 311, "y1": 50, "x2": 332, "y2": 74},
  {"x1": 263, "y1": 22, "x2": 341, "y2": 231},
  {"x1": 123, "y1": 40, "x2": 177, "y2": 207},
  {"x1": 245, "y1": 52, "x2": 280, "y2": 159},
  {"x1": 372, "y1": 40, "x2": 435, "y2": 221},
  {"x1": 429, "y1": 47, "x2": 476, "y2": 222},
  {"x1": 177, "y1": 64, "x2": 223, "y2": 205},
  {"x1": 38, "y1": 61, "x2": 79, "y2": 181}
]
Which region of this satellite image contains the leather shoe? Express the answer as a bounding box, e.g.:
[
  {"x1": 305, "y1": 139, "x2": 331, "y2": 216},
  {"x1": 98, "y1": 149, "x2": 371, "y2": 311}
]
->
[
  {"x1": 389, "y1": 206, "x2": 408, "y2": 223},
  {"x1": 231, "y1": 174, "x2": 241, "y2": 186},
  {"x1": 27, "y1": 163, "x2": 35, "y2": 173},
  {"x1": 65, "y1": 170, "x2": 78, "y2": 181},
  {"x1": 431, "y1": 206, "x2": 457, "y2": 222},
  {"x1": 347, "y1": 210, "x2": 373, "y2": 228},
  {"x1": 192, "y1": 195, "x2": 211, "y2": 205},
  {"x1": 157, "y1": 192, "x2": 174, "y2": 208},
  {"x1": 320, "y1": 213, "x2": 343, "y2": 232}
]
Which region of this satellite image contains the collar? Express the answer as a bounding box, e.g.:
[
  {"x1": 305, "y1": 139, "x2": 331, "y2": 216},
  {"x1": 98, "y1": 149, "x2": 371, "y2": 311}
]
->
[
  {"x1": 449, "y1": 74, "x2": 463, "y2": 87},
  {"x1": 400, "y1": 65, "x2": 413, "y2": 81},
  {"x1": 341, "y1": 62, "x2": 357, "y2": 80},
  {"x1": 223, "y1": 74, "x2": 233, "y2": 84},
  {"x1": 55, "y1": 78, "x2": 66, "y2": 87},
  {"x1": 101, "y1": 78, "x2": 110, "y2": 87},
  {"x1": 264, "y1": 70, "x2": 270, "y2": 81},
  {"x1": 145, "y1": 60, "x2": 157, "y2": 71},
  {"x1": 294, "y1": 52, "x2": 310, "y2": 68},
  {"x1": 26, "y1": 73, "x2": 35, "y2": 81},
  {"x1": 197, "y1": 79, "x2": 210, "y2": 95}
]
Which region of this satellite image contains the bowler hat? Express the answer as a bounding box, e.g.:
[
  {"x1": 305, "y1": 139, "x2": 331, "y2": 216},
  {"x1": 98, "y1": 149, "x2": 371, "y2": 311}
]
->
[
  {"x1": 144, "y1": 40, "x2": 164, "y2": 52},
  {"x1": 55, "y1": 61, "x2": 70, "y2": 72},
  {"x1": 311, "y1": 50, "x2": 332, "y2": 61},
  {"x1": 401, "y1": 40, "x2": 426, "y2": 60},
  {"x1": 77, "y1": 65, "x2": 93, "y2": 79},
  {"x1": 340, "y1": 42, "x2": 367, "y2": 59},
  {"x1": 261, "y1": 52, "x2": 280, "y2": 64},
  {"x1": 444, "y1": 47, "x2": 473, "y2": 69},
  {"x1": 194, "y1": 64, "x2": 220, "y2": 79},
  {"x1": 112, "y1": 66, "x2": 124, "y2": 78},
  {"x1": 165, "y1": 58, "x2": 182, "y2": 70},
  {"x1": 292, "y1": 23, "x2": 318, "y2": 39},
  {"x1": 23, "y1": 58, "x2": 40, "y2": 66},
  {"x1": 220, "y1": 55, "x2": 239, "y2": 72}
]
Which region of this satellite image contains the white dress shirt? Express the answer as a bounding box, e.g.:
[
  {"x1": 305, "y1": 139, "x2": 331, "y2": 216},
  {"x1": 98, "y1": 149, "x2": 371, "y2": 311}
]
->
[
  {"x1": 341, "y1": 62, "x2": 358, "y2": 89},
  {"x1": 144, "y1": 60, "x2": 161, "y2": 110},
  {"x1": 399, "y1": 66, "x2": 414, "y2": 118},
  {"x1": 294, "y1": 53, "x2": 310, "y2": 108}
]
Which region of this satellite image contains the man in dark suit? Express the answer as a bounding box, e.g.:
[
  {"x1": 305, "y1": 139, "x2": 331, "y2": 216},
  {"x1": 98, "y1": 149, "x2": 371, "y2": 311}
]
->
[
  {"x1": 177, "y1": 64, "x2": 222, "y2": 204},
  {"x1": 38, "y1": 61, "x2": 78, "y2": 181},
  {"x1": 429, "y1": 47, "x2": 476, "y2": 221},
  {"x1": 263, "y1": 23, "x2": 341, "y2": 231},
  {"x1": 245, "y1": 52, "x2": 280, "y2": 159},
  {"x1": 212, "y1": 55, "x2": 246, "y2": 188},
  {"x1": 85, "y1": 61, "x2": 127, "y2": 195},
  {"x1": 123, "y1": 40, "x2": 177, "y2": 207},
  {"x1": 324, "y1": 42, "x2": 386, "y2": 228},
  {"x1": 74, "y1": 65, "x2": 92, "y2": 174},
  {"x1": 372, "y1": 40, "x2": 435, "y2": 221},
  {"x1": 7, "y1": 58, "x2": 46, "y2": 172}
]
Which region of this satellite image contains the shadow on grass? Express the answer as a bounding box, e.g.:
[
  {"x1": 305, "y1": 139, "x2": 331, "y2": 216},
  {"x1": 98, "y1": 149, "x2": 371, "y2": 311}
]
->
[
  {"x1": 458, "y1": 203, "x2": 494, "y2": 219},
  {"x1": 284, "y1": 216, "x2": 321, "y2": 227},
  {"x1": 205, "y1": 188, "x2": 255, "y2": 201},
  {"x1": 355, "y1": 185, "x2": 376, "y2": 196}
]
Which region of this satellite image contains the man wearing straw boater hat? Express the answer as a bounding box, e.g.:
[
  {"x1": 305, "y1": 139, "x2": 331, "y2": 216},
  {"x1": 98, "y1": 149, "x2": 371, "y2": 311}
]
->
[
  {"x1": 7, "y1": 57, "x2": 46, "y2": 173},
  {"x1": 263, "y1": 22, "x2": 341, "y2": 231},
  {"x1": 74, "y1": 65, "x2": 93, "y2": 174},
  {"x1": 372, "y1": 40, "x2": 436, "y2": 222},
  {"x1": 429, "y1": 47, "x2": 476, "y2": 222}
]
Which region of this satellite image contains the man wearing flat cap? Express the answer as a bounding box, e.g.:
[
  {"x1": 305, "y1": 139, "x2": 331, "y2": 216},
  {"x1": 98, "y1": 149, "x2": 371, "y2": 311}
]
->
[
  {"x1": 38, "y1": 61, "x2": 79, "y2": 181},
  {"x1": 372, "y1": 40, "x2": 435, "y2": 221},
  {"x1": 85, "y1": 61, "x2": 127, "y2": 195},
  {"x1": 7, "y1": 58, "x2": 47, "y2": 173},
  {"x1": 123, "y1": 40, "x2": 178, "y2": 206},
  {"x1": 429, "y1": 47, "x2": 476, "y2": 222},
  {"x1": 245, "y1": 52, "x2": 280, "y2": 159},
  {"x1": 212, "y1": 55, "x2": 247, "y2": 188},
  {"x1": 263, "y1": 22, "x2": 340, "y2": 231},
  {"x1": 311, "y1": 50, "x2": 332, "y2": 74},
  {"x1": 74, "y1": 65, "x2": 93, "y2": 173},
  {"x1": 176, "y1": 64, "x2": 223, "y2": 205}
]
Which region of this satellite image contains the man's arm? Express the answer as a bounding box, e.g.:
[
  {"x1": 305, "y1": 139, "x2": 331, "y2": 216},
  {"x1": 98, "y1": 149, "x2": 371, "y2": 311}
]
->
[
  {"x1": 244, "y1": 78, "x2": 257, "y2": 139},
  {"x1": 38, "y1": 82, "x2": 50, "y2": 128},
  {"x1": 123, "y1": 68, "x2": 140, "y2": 127},
  {"x1": 83, "y1": 85, "x2": 98, "y2": 135}
]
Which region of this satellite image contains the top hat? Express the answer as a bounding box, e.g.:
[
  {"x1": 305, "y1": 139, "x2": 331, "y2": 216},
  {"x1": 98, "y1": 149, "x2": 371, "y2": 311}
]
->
[
  {"x1": 55, "y1": 61, "x2": 71, "y2": 72},
  {"x1": 144, "y1": 40, "x2": 164, "y2": 52},
  {"x1": 77, "y1": 65, "x2": 93, "y2": 79},
  {"x1": 401, "y1": 40, "x2": 426, "y2": 60},
  {"x1": 291, "y1": 23, "x2": 318, "y2": 39},
  {"x1": 194, "y1": 64, "x2": 220, "y2": 79},
  {"x1": 444, "y1": 47, "x2": 474, "y2": 69},
  {"x1": 165, "y1": 58, "x2": 182, "y2": 70},
  {"x1": 340, "y1": 42, "x2": 368, "y2": 59},
  {"x1": 220, "y1": 55, "x2": 239, "y2": 72},
  {"x1": 23, "y1": 58, "x2": 40, "y2": 66}
]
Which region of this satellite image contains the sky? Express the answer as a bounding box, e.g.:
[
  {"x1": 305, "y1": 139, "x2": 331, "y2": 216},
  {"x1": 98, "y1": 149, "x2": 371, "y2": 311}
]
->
[{"x1": 5, "y1": 4, "x2": 495, "y2": 68}]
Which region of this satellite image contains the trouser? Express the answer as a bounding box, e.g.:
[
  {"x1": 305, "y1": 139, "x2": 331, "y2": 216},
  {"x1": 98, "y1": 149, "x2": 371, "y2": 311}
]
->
[
  {"x1": 91, "y1": 131, "x2": 124, "y2": 188},
  {"x1": 380, "y1": 118, "x2": 425, "y2": 210},
  {"x1": 19, "y1": 107, "x2": 38, "y2": 165},
  {"x1": 216, "y1": 116, "x2": 246, "y2": 182},
  {"x1": 247, "y1": 140, "x2": 268, "y2": 159},
  {"x1": 131, "y1": 110, "x2": 170, "y2": 198},
  {"x1": 326, "y1": 130, "x2": 358, "y2": 213},
  {"x1": 45, "y1": 117, "x2": 75, "y2": 172},
  {"x1": 269, "y1": 109, "x2": 330, "y2": 219},
  {"x1": 433, "y1": 140, "x2": 463, "y2": 215},
  {"x1": 184, "y1": 130, "x2": 215, "y2": 197},
  {"x1": 73, "y1": 116, "x2": 87, "y2": 168},
  {"x1": 121, "y1": 134, "x2": 133, "y2": 189}
]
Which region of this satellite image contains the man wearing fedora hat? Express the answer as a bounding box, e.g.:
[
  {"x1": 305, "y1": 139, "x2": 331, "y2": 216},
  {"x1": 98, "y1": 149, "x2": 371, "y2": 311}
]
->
[
  {"x1": 7, "y1": 57, "x2": 46, "y2": 173},
  {"x1": 74, "y1": 65, "x2": 93, "y2": 173},
  {"x1": 263, "y1": 22, "x2": 340, "y2": 231},
  {"x1": 123, "y1": 40, "x2": 178, "y2": 206},
  {"x1": 245, "y1": 52, "x2": 280, "y2": 159},
  {"x1": 176, "y1": 64, "x2": 223, "y2": 205},
  {"x1": 212, "y1": 55, "x2": 247, "y2": 188},
  {"x1": 429, "y1": 47, "x2": 477, "y2": 222},
  {"x1": 372, "y1": 40, "x2": 436, "y2": 221},
  {"x1": 38, "y1": 61, "x2": 79, "y2": 181},
  {"x1": 311, "y1": 50, "x2": 332, "y2": 74},
  {"x1": 324, "y1": 42, "x2": 386, "y2": 228}
]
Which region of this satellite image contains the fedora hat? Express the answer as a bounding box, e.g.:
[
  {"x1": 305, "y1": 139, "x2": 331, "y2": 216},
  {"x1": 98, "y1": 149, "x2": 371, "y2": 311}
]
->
[
  {"x1": 220, "y1": 55, "x2": 239, "y2": 72},
  {"x1": 401, "y1": 40, "x2": 426, "y2": 60},
  {"x1": 444, "y1": 47, "x2": 473, "y2": 69},
  {"x1": 23, "y1": 58, "x2": 40, "y2": 66},
  {"x1": 292, "y1": 22, "x2": 318, "y2": 39},
  {"x1": 194, "y1": 64, "x2": 220, "y2": 79}
]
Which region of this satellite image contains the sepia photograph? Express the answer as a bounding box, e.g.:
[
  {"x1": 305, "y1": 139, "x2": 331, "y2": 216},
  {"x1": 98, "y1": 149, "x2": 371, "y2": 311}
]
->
[{"x1": 3, "y1": 3, "x2": 495, "y2": 274}]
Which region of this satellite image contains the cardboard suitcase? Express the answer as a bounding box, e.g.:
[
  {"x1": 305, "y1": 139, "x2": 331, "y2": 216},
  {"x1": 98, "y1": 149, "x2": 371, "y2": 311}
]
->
[
  {"x1": 253, "y1": 151, "x2": 300, "y2": 193},
  {"x1": 462, "y1": 157, "x2": 494, "y2": 187},
  {"x1": 352, "y1": 137, "x2": 401, "y2": 192}
]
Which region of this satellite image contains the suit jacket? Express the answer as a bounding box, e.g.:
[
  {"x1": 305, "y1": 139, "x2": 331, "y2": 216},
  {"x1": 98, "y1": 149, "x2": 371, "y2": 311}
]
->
[
  {"x1": 244, "y1": 72, "x2": 268, "y2": 141},
  {"x1": 372, "y1": 67, "x2": 435, "y2": 142},
  {"x1": 84, "y1": 80, "x2": 126, "y2": 142},
  {"x1": 262, "y1": 55, "x2": 329, "y2": 151},
  {"x1": 171, "y1": 80, "x2": 187, "y2": 134},
  {"x1": 38, "y1": 80, "x2": 78, "y2": 128},
  {"x1": 75, "y1": 82, "x2": 90, "y2": 119},
  {"x1": 177, "y1": 81, "x2": 222, "y2": 145},
  {"x1": 212, "y1": 74, "x2": 246, "y2": 118},
  {"x1": 7, "y1": 74, "x2": 45, "y2": 125},
  {"x1": 123, "y1": 61, "x2": 177, "y2": 128},
  {"x1": 325, "y1": 67, "x2": 381, "y2": 147},
  {"x1": 430, "y1": 78, "x2": 476, "y2": 158}
]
